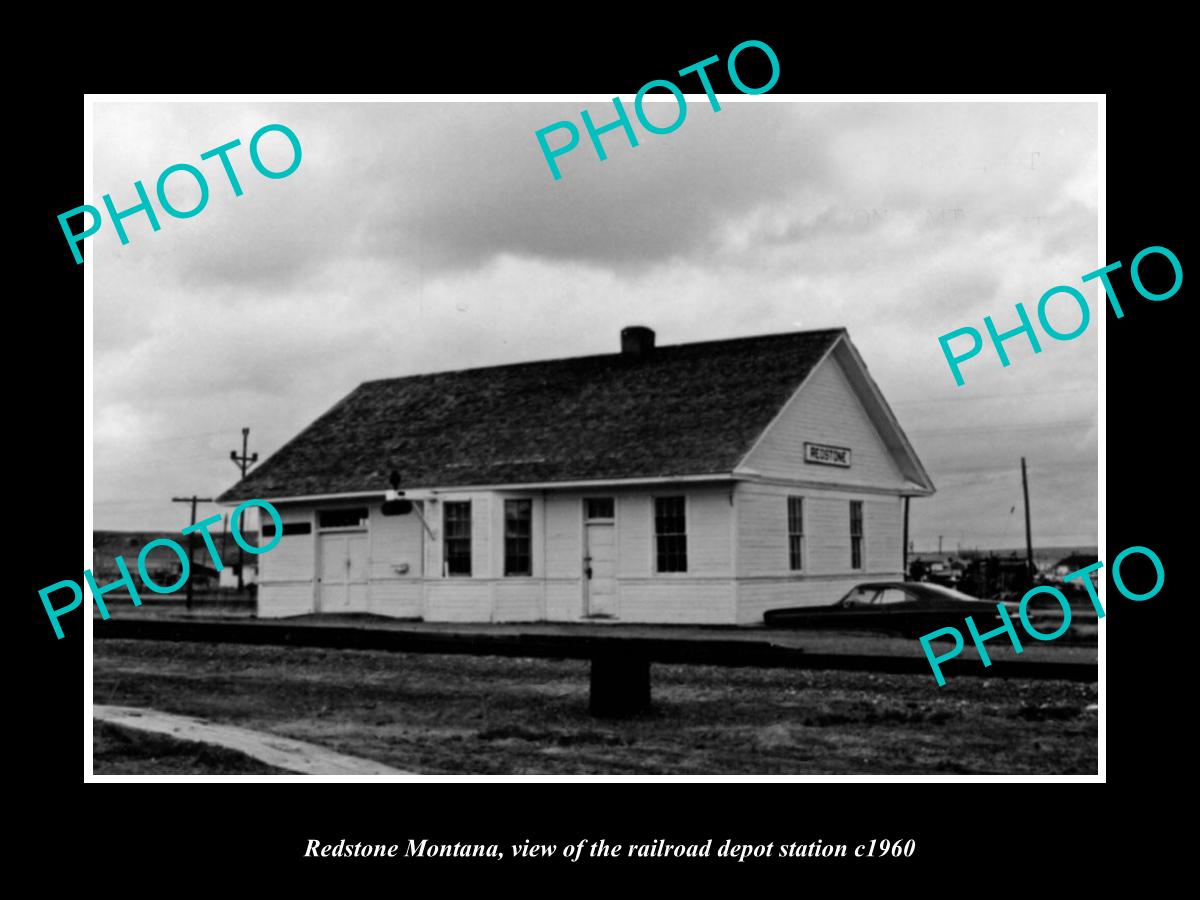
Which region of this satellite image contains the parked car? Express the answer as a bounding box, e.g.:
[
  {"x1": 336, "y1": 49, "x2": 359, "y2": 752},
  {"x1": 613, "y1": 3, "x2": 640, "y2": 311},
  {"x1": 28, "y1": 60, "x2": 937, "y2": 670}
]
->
[{"x1": 762, "y1": 581, "x2": 1008, "y2": 635}]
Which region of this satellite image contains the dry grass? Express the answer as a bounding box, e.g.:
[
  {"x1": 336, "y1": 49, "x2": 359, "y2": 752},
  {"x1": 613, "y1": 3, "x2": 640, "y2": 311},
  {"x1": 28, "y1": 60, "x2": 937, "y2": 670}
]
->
[
  {"x1": 94, "y1": 720, "x2": 289, "y2": 775},
  {"x1": 93, "y1": 639, "x2": 1097, "y2": 775}
]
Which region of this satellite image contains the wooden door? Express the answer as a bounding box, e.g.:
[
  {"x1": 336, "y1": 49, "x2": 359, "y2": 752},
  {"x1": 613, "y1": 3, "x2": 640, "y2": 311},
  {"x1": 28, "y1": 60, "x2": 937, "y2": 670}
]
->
[
  {"x1": 584, "y1": 521, "x2": 617, "y2": 617},
  {"x1": 319, "y1": 532, "x2": 370, "y2": 613}
]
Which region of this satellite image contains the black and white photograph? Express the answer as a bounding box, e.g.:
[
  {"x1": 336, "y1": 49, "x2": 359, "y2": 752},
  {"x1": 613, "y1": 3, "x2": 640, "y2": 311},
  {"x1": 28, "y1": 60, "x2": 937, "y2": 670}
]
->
[{"x1": 81, "y1": 95, "x2": 1103, "y2": 779}]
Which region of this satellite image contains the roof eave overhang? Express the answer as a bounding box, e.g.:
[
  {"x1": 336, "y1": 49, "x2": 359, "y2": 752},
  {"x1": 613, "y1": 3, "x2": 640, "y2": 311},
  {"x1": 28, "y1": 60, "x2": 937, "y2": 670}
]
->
[{"x1": 217, "y1": 472, "x2": 739, "y2": 505}]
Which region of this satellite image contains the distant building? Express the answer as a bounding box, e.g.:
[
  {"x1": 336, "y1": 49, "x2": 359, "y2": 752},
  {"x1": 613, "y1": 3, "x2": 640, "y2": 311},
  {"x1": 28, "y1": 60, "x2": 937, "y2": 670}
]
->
[
  {"x1": 91, "y1": 529, "x2": 257, "y2": 593},
  {"x1": 1054, "y1": 553, "x2": 1097, "y2": 578},
  {"x1": 1053, "y1": 552, "x2": 1100, "y2": 589},
  {"x1": 219, "y1": 327, "x2": 934, "y2": 624},
  {"x1": 217, "y1": 566, "x2": 256, "y2": 589}
]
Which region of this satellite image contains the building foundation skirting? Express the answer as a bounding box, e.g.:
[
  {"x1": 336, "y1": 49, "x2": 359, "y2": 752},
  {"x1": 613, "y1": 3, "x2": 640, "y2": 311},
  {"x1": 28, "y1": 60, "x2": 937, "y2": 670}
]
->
[{"x1": 258, "y1": 574, "x2": 899, "y2": 625}]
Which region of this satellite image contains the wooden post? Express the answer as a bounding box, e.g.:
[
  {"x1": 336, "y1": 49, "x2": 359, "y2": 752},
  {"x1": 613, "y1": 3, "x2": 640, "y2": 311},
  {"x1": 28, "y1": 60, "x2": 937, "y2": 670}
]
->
[
  {"x1": 172, "y1": 494, "x2": 213, "y2": 610},
  {"x1": 229, "y1": 428, "x2": 259, "y2": 592},
  {"x1": 590, "y1": 655, "x2": 651, "y2": 717},
  {"x1": 1021, "y1": 456, "x2": 1035, "y2": 583}
]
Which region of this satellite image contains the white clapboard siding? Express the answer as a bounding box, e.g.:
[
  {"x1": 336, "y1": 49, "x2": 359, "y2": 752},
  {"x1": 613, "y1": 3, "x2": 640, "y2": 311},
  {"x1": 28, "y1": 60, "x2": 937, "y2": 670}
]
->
[
  {"x1": 493, "y1": 580, "x2": 545, "y2": 622},
  {"x1": 368, "y1": 581, "x2": 423, "y2": 618},
  {"x1": 258, "y1": 505, "x2": 315, "y2": 582},
  {"x1": 737, "y1": 483, "x2": 905, "y2": 577},
  {"x1": 261, "y1": 482, "x2": 900, "y2": 624},
  {"x1": 257, "y1": 504, "x2": 316, "y2": 617},
  {"x1": 258, "y1": 582, "x2": 319, "y2": 618},
  {"x1": 471, "y1": 493, "x2": 491, "y2": 578},
  {"x1": 733, "y1": 483, "x2": 905, "y2": 623},
  {"x1": 366, "y1": 500, "x2": 424, "y2": 618},
  {"x1": 615, "y1": 487, "x2": 732, "y2": 578},
  {"x1": 616, "y1": 579, "x2": 736, "y2": 624},
  {"x1": 616, "y1": 493, "x2": 652, "y2": 577},
  {"x1": 545, "y1": 578, "x2": 583, "y2": 621},
  {"x1": 684, "y1": 488, "x2": 734, "y2": 576},
  {"x1": 737, "y1": 484, "x2": 851, "y2": 576},
  {"x1": 806, "y1": 494, "x2": 855, "y2": 575},
  {"x1": 741, "y1": 353, "x2": 905, "y2": 487},
  {"x1": 424, "y1": 580, "x2": 493, "y2": 621},
  {"x1": 544, "y1": 494, "x2": 582, "y2": 579},
  {"x1": 735, "y1": 483, "x2": 790, "y2": 578},
  {"x1": 866, "y1": 496, "x2": 904, "y2": 575}
]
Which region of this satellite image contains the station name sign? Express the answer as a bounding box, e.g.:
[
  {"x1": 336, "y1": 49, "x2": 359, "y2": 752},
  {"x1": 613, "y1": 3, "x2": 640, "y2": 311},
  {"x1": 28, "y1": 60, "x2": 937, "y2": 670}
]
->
[{"x1": 804, "y1": 442, "x2": 851, "y2": 467}]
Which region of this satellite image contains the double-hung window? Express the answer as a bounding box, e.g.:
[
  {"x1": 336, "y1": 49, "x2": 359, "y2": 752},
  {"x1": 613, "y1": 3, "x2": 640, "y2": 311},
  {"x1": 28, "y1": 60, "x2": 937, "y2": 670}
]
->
[
  {"x1": 654, "y1": 496, "x2": 687, "y2": 573},
  {"x1": 504, "y1": 499, "x2": 532, "y2": 576},
  {"x1": 443, "y1": 501, "x2": 472, "y2": 576},
  {"x1": 850, "y1": 500, "x2": 864, "y2": 570},
  {"x1": 788, "y1": 496, "x2": 804, "y2": 571}
]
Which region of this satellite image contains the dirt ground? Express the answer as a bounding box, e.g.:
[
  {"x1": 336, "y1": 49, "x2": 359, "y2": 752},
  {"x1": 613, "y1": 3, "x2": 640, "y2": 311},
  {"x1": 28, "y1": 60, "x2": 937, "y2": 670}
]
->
[
  {"x1": 94, "y1": 720, "x2": 289, "y2": 775},
  {"x1": 93, "y1": 638, "x2": 1096, "y2": 775}
]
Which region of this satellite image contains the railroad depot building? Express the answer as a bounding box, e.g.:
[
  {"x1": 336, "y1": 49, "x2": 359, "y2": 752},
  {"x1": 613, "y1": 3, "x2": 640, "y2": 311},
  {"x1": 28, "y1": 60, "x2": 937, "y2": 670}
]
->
[{"x1": 218, "y1": 327, "x2": 934, "y2": 624}]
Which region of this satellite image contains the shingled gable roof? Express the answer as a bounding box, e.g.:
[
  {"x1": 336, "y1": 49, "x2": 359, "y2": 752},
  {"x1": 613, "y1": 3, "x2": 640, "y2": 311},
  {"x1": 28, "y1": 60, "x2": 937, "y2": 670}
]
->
[{"x1": 218, "y1": 328, "x2": 860, "y2": 503}]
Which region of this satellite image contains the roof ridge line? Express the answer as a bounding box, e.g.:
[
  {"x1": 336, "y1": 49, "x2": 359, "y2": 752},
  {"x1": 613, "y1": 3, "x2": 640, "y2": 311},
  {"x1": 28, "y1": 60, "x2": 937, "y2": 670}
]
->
[{"x1": 359, "y1": 327, "x2": 849, "y2": 385}]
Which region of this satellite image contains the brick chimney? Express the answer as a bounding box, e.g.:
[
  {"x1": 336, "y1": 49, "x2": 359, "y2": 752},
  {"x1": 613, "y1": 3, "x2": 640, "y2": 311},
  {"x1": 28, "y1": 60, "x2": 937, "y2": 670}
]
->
[{"x1": 620, "y1": 326, "x2": 656, "y2": 357}]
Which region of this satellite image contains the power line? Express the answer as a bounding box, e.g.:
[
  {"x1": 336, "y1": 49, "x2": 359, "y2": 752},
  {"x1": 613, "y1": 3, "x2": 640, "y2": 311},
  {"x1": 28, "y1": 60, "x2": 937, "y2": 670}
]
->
[
  {"x1": 94, "y1": 428, "x2": 233, "y2": 447},
  {"x1": 910, "y1": 419, "x2": 1095, "y2": 437},
  {"x1": 95, "y1": 426, "x2": 285, "y2": 447},
  {"x1": 932, "y1": 459, "x2": 1092, "y2": 475},
  {"x1": 96, "y1": 453, "x2": 242, "y2": 472},
  {"x1": 891, "y1": 386, "x2": 1095, "y2": 406}
]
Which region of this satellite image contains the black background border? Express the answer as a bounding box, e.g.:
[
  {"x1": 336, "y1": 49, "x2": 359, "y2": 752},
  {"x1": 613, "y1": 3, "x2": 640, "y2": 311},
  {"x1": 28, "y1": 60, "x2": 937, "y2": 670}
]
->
[{"x1": 19, "y1": 24, "x2": 1184, "y2": 885}]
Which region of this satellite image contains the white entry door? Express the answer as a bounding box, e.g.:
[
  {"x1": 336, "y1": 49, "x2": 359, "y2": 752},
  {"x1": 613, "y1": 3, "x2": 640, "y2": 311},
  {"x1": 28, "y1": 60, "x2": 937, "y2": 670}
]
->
[
  {"x1": 584, "y1": 521, "x2": 617, "y2": 617},
  {"x1": 319, "y1": 532, "x2": 370, "y2": 613}
]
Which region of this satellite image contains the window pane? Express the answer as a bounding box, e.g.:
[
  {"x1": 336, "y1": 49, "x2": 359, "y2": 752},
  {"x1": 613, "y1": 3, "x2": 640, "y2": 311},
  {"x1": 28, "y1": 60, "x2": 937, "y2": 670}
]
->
[
  {"x1": 842, "y1": 587, "x2": 877, "y2": 607},
  {"x1": 654, "y1": 496, "x2": 687, "y2": 572},
  {"x1": 443, "y1": 501, "x2": 472, "y2": 575},
  {"x1": 874, "y1": 588, "x2": 908, "y2": 605},
  {"x1": 850, "y1": 501, "x2": 863, "y2": 569},
  {"x1": 788, "y1": 496, "x2": 804, "y2": 571},
  {"x1": 504, "y1": 499, "x2": 532, "y2": 576},
  {"x1": 318, "y1": 507, "x2": 369, "y2": 529},
  {"x1": 585, "y1": 498, "x2": 614, "y2": 520},
  {"x1": 262, "y1": 522, "x2": 312, "y2": 538}
]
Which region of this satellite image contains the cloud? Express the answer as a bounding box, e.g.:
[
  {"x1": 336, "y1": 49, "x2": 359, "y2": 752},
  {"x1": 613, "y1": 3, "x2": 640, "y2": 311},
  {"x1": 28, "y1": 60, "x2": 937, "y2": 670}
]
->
[{"x1": 93, "y1": 99, "x2": 1098, "y2": 545}]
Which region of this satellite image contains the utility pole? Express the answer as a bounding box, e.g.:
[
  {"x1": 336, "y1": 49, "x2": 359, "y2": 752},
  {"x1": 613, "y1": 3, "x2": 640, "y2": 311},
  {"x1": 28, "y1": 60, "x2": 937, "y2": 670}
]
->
[
  {"x1": 172, "y1": 495, "x2": 214, "y2": 610},
  {"x1": 937, "y1": 535, "x2": 943, "y2": 555},
  {"x1": 1021, "y1": 456, "x2": 1035, "y2": 583},
  {"x1": 230, "y1": 428, "x2": 259, "y2": 590}
]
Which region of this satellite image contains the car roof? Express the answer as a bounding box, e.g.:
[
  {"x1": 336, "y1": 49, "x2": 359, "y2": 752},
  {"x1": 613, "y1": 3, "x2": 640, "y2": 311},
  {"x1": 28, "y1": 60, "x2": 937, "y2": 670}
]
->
[{"x1": 850, "y1": 582, "x2": 979, "y2": 597}]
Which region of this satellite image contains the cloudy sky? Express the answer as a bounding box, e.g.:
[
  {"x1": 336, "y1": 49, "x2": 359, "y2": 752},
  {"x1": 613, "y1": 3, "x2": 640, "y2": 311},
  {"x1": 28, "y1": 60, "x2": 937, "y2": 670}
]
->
[{"x1": 92, "y1": 99, "x2": 1098, "y2": 551}]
